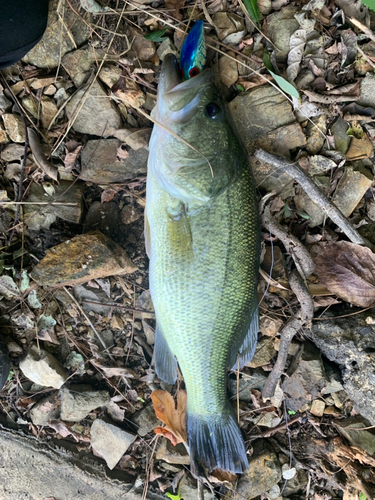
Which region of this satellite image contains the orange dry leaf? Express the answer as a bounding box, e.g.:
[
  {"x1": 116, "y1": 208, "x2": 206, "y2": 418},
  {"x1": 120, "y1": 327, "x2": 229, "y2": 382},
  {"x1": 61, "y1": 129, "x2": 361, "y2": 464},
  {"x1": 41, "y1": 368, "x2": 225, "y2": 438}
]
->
[{"x1": 151, "y1": 390, "x2": 187, "y2": 445}]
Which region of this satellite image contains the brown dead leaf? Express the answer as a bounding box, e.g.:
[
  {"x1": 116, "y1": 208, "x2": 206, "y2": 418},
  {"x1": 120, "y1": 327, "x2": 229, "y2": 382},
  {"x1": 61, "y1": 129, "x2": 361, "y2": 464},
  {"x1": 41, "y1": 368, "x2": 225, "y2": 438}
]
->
[
  {"x1": 346, "y1": 134, "x2": 374, "y2": 161},
  {"x1": 64, "y1": 140, "x2": 83, "y2": 172},
  {"x1": 314, "y1": 241, "x2": 375, "y2": 307},
  {"x1": 117, "y1": 145, "x2": 130, "y2": 160},
  {"x1": 209, "y1": 468, "x2": 237, "y2": 483},
  {"x1": 238, "y1": 75, "x2": 273, "y2": 90},
  {"x1": 91, "y1": 360, "x2": 137, "y2": 379},
  {"x1": 165, "y1": 0, "x2": 186, "y2": 21},
  {"x1": 101, "y1": 185, "x2": 123, "y2": 203},
  {"x1": 151, "y1": 390, "x2": 187, "y2": 445}
]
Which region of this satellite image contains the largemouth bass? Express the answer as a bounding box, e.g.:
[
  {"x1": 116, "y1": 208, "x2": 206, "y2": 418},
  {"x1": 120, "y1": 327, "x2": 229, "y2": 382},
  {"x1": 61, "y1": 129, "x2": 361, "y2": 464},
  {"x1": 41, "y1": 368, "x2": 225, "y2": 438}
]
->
[{"x1": 146, "y1": 54, "x2": 260, "y2": 476}]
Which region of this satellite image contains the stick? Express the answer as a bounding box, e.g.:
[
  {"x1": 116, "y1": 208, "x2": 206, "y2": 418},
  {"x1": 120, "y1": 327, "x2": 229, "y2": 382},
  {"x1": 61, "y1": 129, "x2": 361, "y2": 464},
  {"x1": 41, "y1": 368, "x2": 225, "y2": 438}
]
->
[
  {"x1": 262, "y1": 269, "x2": 314, "y2": 399},
  {"x1": 27, "y1": 128, "x2": 59, "y2": 182},
  {"x1": 254, "y1": 149, "x2": 372, "y2": 249}
]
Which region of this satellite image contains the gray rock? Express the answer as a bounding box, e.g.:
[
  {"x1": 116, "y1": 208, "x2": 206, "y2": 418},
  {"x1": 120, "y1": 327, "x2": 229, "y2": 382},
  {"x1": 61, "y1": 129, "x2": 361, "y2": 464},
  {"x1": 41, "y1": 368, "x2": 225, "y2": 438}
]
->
[
  {"x1": 60, "y1": 385, "x2": 110, "y2": 422},
  {"x1": 0, "y1": 93, "x2": 12, "y2": 115},
  {"x1": 179, "y1": 474, "x2": 215, "y2": 500},
  {"x1": 234, "y1": 444, "x2": 281, "y2": 500},
  {"x1": 30, "y1": 392, "x2": 60, "y2": 426},
  {"x1": 358, "y1": 72, "x2": 375, "y2": 108},
  {"x1": 0, "y1": 143, "x2": 25, "y2": 162},
  {"x1": 22, "y1": 0, "x2": 89, "y2": 69},
  {"x1": 282, "y1": 341, "x2": 326, "y2": 411},
  {"x1": 2, "y1": 114, "x2": 25, "y2": 143},
  {"x1": 66, "y1": 80, "x2": 121, "y2": 137},
  {"x1": 11, "y1": 309, "x2": 35, "y2": 330},
  {"x1": 267, "y1": 6, "x2": 300, "y2": 62},
  {"x1": 131, "y1": 403, "x2": 159, "y2": 437},
  {"x1": 80, "y1": 139, "x2": 148, "y2": 183},
  {"x1": 306, "y1": 114, "x2": 327, "y2": 155},
  {"x1": 19, "y1": 345, "x2": 68, "y2": 389},
  {"x1": 331, "y1": 166, "x2": 372, "y2": 217},
  {"x1": 156, "y1": 39, "x2": 178, "y2": 61},
  {"x1": 90, "y1": 418, "x2": 135, "y2": 470},
  {"x1": 331, "y1": 117, "x2": 351, "y2": 154},
  {"x1": 62, "y1": 46, "x2": 105, "y2": 87},
  {"x1": 335, "y1": 416, "x2": 375, "y2": 456},
  {"x1": 308, "y1": 155, "x2": 336, "y2": 176},
  {"x1": 311, "y1": 309, "x2": 375, "y2": 424}
]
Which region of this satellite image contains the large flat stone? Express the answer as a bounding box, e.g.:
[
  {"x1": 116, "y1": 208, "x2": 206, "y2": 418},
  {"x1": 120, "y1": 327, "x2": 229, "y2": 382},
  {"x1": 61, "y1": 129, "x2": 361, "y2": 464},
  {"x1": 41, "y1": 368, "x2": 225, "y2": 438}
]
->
[
  {"x1": 30, "y1": 230, "x2": 137, "y2": 287},
  {"x1": 80, "y1": 139, "x2": 148, "y2": 183},
  {"x1": 66, "y1": 80, "x2": 122, "y2": 137}
]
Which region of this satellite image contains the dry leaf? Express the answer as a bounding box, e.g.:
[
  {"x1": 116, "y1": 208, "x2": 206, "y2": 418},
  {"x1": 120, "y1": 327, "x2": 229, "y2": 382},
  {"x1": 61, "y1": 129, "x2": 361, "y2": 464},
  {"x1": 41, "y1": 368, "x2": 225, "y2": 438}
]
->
[
  {"x1": 151, "y1": 390, "x2": 187, "y2": 445},
  {"x1": 346, "y1": 135, "x2": 374, "y2": 161},
  {"x1": 286, "y1": 29, "x2": 307, "y2": 82},
  {"x1": 165, "y1": 0, "x2": 186, "y2": 21},
  {"x1": 314, "y1": 241, "x2": 375, "y2": 307}
]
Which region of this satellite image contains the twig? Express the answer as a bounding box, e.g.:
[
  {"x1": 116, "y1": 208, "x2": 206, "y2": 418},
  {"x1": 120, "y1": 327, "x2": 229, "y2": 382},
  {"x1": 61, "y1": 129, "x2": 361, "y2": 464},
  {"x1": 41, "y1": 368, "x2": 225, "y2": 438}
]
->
[
  {"x1": 262, "y1": 269, "x2": 314, "y2": 399},
  {"x1": 27, "y1": 128, "x2": 59, "y2": 181},
  {"x1": 197, "y1": 480, "x2": 205, "y2": 500},
  {"x1": 261, "y1": 205, "x2": 315, "y2": 278},
  {"x1": 254, "y1": 149, "x2": 372, "y2": 249},
  {"x1": 349, "y1": 17, "x2": 375, "y2": 43},
  {"x1": 0, "y1": 202, "x2": 78, "y2": 206}
]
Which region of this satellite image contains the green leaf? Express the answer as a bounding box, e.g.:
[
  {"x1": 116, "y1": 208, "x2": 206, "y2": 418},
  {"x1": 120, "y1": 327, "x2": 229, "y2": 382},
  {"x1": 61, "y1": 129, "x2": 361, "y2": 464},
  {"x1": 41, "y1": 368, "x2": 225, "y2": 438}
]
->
[
  {"x1": 283, "y1": 202, "x2": 293, "y2": 219},
  {"x1": 237, "y1": 84, "x2": 245, "y2": 92},
  {"x1": 145, "y1": 29, "x2": 168, "y2": 42},
  {"x1": 360, "y1": 0, "x2": 375, "y2": 11},
  {"x1": 359, "y1": 492, "x2": 367, "y2": 500},
  {"x1": 166, "y1": 493, "x2": 182, "y2": 500},
  {"x1": 268, "y1": 69, "x2": 300, "y2": 98},
  {"x1": 288, "y1": 410, "x2": 296, "y2": 415},
  {"x1": 296, "y1": 210, "x2": 311, "y2": 220},
  {"x1": 242, "y1": 0, "x2": 261, "y2": 22},
  {"x1": 263, "y1": 50, "x2": 273, "y2": 71}
]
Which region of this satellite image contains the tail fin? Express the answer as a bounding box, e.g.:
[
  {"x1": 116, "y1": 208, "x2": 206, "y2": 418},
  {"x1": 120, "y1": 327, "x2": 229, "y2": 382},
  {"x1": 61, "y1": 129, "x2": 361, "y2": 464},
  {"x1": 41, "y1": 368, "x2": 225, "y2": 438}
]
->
[{"x1": 187, "y1": 407, "x2": 248, "y2": 478}]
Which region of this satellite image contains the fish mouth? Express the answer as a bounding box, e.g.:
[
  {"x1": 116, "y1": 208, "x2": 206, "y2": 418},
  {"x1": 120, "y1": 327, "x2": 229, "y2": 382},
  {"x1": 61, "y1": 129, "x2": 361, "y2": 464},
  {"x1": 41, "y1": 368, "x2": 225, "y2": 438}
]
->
[{"x1": 159, "y1": 54, "x2": 213, "y2": 112}]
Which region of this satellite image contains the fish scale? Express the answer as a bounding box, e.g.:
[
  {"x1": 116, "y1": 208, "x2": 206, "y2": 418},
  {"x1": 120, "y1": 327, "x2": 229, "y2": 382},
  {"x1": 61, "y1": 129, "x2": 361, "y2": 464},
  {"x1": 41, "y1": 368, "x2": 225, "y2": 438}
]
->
[{"x1": 146, "y1": 54, "x2": 260, "y2": 476}]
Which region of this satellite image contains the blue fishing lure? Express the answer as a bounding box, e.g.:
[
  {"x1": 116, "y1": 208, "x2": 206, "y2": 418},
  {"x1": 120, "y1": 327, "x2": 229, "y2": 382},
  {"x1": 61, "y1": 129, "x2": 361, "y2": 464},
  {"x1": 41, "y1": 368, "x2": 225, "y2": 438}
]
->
[{"x1": 179, "y1": 20, "x2": 206, "y2": 80}]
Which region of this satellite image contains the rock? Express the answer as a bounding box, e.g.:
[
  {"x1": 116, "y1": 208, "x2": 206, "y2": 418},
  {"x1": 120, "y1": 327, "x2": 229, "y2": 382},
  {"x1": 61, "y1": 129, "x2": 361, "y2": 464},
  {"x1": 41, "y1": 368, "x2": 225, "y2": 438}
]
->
[
  {"x1": 308, "y1": 155, "x2": 336, "y2": 176},
  {"x1": 282, "y1": 467, "x2": 309, "y2": 497},
  {"x1": 296, "y1": 176, "x2": 330, "y2": 227},
  {"x1": 213, "y1": 13, "x2": 245, "y2": 42},
  {"x1": 259, "y1": 317, "x2": 283, "y2": 337},
  {"x1": 311, "y1": 309, "x2": 375, "y2": 424},
  {"x1": 359, "y1": 72, "x2": 375, "y2": 108},
  {"x1": 310, "y1": 399, "x2": 325, "y2": 417},
  {"x1": 0, "y1": 276, "x2": 19, "y2": 300},
  {"x1": 114, "y1": 128, "x2": 152, "y2": 151},
  {"x1": 60, "y1": 385, "x2": 110, "y2": 422},
  {"x1": 121, "y1": 205, "x2": 141, "y2": 225},
  {"x1": 83, "y1": 201, "x2": 121, "y2": 241},
  {"x1": 156, "y1": 38, "x2": 178, "y2": 60},
  {"x1": 98, "y1": 65, "x2": 122, "y2": 89},
  {"x1": 22, "y1": 95, "x2": 39, "y2": 120},
  {"x1": 282, "y1": 341, "x2": 326, "y2": 411},
  {"x1": 80, "y1": 139, "x2": 148, "y2": 183},
  {"x1": 135, "y1": 290, "x2": 155, "y2": 319},
  {"x1": 126, "y1": 26, "x2": 155, "y2": 61},
  {"x1": 19, "y1": 345, "x2": 68, "y2": 389},
  {"x1": 229, "y1": 87, "x2": 305, "y2": 189},
  {"x1": 90, "y1": 419, "x2": 135, "y2": 470},
  {"x1": 346, "y1": 135, "x2": 373, "y2": 161},
  {"x1": 63, "y1": 46, "x2": 106, "y2": 87},
  {"x1": 155, "y1": 438, "x2": 190, "y2": 465},
  {"x1": 248, "y1": 337, "x2": 277, "y2": 368},
  {"x1": 331, "y1": 166, "x2": 372, "y2": 217},
  {"x1": 0, "y1": 92, "x2": 12, "y2": 114},
  {"x1": 72, "y1": 286, "x2": 112, "y2": 316},
  {"x1": 30, "y1": 392, "x2": 60, "y2": 426},
  {"x1": 335, "y1": 416, "x2": 375, "y2": 455},
  {"x1": 11, "y1": 310, "x2": 35, "y2": 330},
  {"x1": 0, "y1": 126, "x2": 8, "y2": 144},
  {"x1": 219, "y1": 54, "x2": 238, "y2": 86},
  {"x1": 331, "y1": 117, "x2": 351, "y2": 154},
  {"x1": 267, "y1": 6, "x2": 300, "y2": 62},
  {"x1": 0, "y1": 143, "x2": 25, "y2": 162},
  {"x1": 228, "y1": 369, "x2": 267, "y2": 401},
  {"x1": 179, "y1": 474, "x2": 216, "y2": 500},
  {"x1": 258, "y1": 0, "x2": 272, "y2": 14},
  {"x1": 6, "y1": 341, "x2": 23, "y2": 355},
  {"x1": 2, "y1": 114, "x2": 25, "y2": 143},
  {"x1": 22, "y1": 0, "x2": 90, "y2": 69},
  {"x1": 65, "y1": 80, "x2": 121, "y2": 137},
  {"x1": 31, "y1": 231, "x2": 137, "y2": 287},
  {"x1": 306, "y1": 114, "x2": 327, "y2": 154},
  {"x1": 234, "y1": 444, "x2": 282, "y2": 500},
  {"x1": 131, "y1": 403, "x2": 160, "y2": 437},
  {"x1": 40, "y1": 96, "x2": 58, "y2": 129},
  {"x1": 23, "y1": 180, "x2": 84, "y2": 232}
]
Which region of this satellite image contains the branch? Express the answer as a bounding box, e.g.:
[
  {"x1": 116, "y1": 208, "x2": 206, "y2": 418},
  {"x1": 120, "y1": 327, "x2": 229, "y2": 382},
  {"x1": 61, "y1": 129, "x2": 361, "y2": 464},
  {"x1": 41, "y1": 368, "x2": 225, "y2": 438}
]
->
[{"x1": 254, "y1": 149, "x2": 372, "y2": 249}]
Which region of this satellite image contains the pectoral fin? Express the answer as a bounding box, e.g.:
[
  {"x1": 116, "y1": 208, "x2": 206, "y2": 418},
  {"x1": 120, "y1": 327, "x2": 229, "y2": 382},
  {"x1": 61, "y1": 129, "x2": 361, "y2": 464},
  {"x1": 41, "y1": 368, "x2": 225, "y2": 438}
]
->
[
  {"x1": 166, "y1": 202, "x2": 193, "y2": 254},
  {"x1": 229, "y1": 306, "x2": 259, "y2": 371},
  {"x1": 154, "y1": 324, "x2": 177, "y2": 385},
  {"x1": 144, "y1": 211, "x2": 151, "y2": 258}
]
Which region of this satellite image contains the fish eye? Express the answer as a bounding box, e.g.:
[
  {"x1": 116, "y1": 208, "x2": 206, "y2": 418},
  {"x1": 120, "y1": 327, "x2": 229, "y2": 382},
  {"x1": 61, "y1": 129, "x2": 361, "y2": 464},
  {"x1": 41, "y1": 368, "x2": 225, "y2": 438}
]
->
[
  {"x1": 189, "y1": 66, "x2": 199, "y2": 78},
  {"x1": 206, "y1": 103, "x2": 221, "y2": 119}
]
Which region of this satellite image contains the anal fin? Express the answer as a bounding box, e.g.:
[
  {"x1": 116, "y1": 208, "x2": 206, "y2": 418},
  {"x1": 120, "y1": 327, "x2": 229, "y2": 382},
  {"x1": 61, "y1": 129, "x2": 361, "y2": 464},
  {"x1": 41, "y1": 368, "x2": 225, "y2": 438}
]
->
[
  {"x1": 154, "y1": 324, "x2": 177, "y2": 385},
  {"x1": 230, "y1": 306, "x2": 259, "y2": 371}
]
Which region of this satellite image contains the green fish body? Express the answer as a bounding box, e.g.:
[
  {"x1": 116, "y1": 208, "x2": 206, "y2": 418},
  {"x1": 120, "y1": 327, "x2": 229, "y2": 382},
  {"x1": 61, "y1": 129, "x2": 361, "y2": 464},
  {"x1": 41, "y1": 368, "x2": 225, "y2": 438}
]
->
[{"x1": 146, "y1": 55, "x2": 260, "y2": 476}]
